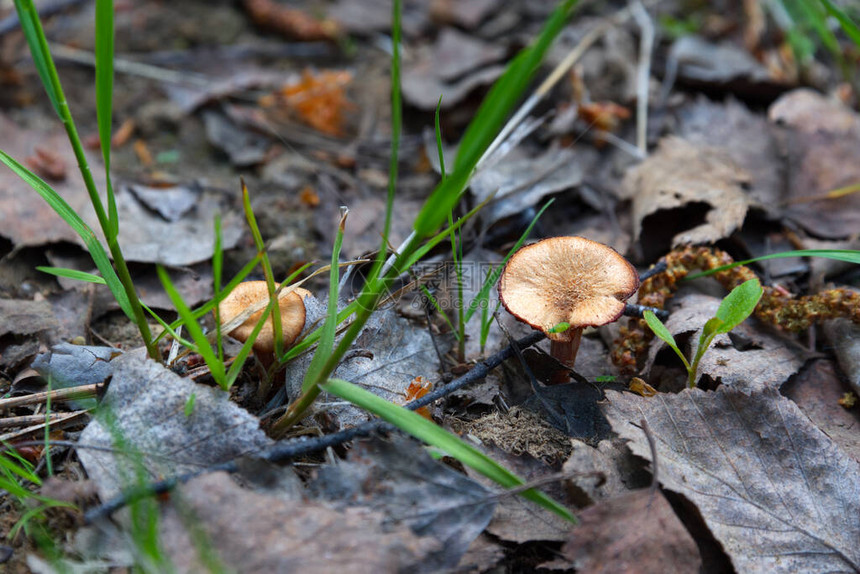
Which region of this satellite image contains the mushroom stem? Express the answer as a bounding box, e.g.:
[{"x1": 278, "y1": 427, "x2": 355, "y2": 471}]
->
[{"x1": 548, "y1": 327, "x2": 583, "y2": 384}]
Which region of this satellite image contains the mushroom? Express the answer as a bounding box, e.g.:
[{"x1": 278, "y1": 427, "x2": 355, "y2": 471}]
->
[
  {"x1": 499, "y1": 236, "x2": 639, "y2": 384},
  {"x1": 217, "y1": 281, "x2": 311, "y2": 371}
]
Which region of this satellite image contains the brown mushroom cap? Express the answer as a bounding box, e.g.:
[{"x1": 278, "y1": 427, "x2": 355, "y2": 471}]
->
[
  {"x1": 499, "y1": 237, "x2": 639, "y2": 341},
  {"x1": 218, "y1": 282, "x2": 311, "y2": 353}
]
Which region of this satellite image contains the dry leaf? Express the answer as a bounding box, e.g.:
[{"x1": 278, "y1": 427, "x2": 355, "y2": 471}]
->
[
  {"x1": 603, "y1": 386, "x2": 860, "y2": 573},
  {"x1": 621, "y1": 137, "x2": 750, "y2": 261},
  {"x1": 0, "y1": 113, "x2": 243, "y2": 265},
  {"x1": 284, "y1": 308, "x2": 446, "y2": 428},
  {"x1": 676, "y1": 96, "x2": 782, "y2": 208},
  {"x1": 77, "y1": 351, "x2": 273, "y2": 502},
  {"x1": 823, "y1": 318, "x2": 860, "y2": 397},
  {"x1": 159, "y1": 472, "x2": 438, "y2": 573},
  {"x1": 769, "y1": 89, "x2": 860, "y2": 238},
  {"x1": 784, "y1": 359, "x2": 860, "y2": 464},
  {"x1": 0, "y1": 298, "x2": 58, "y2": 337},
  {"x1": 559, "y1": 488, "x2": 702, "y2": 573},
  {"x1": 562, "y1": 439, "x2": 650, "y2": 507},
  {"x1": 401, "y1": 30, "x2": 505, "y2": 110},
  {"x1": 311, "y1": 436, "x2": 495, "y2": 571}
]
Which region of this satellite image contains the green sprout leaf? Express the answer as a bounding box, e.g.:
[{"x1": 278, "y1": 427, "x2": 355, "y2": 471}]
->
[
  {"x1": 713, "y1": 278, "x2": 764, "y2": 334},
  {"x1": 548, "y1": 321, "x2": 571, "y2": 334},
  {"x1": 643, "y1": 310, "x2": 690, "y2": 371}
]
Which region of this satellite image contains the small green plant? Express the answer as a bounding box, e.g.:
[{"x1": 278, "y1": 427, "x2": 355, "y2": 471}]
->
[
  {"x1": 0, "y1": 448, "x2": 75, "y2": 541},
  {"x1": 643, "y1": 278, "x2": 764, "y2": 388}
]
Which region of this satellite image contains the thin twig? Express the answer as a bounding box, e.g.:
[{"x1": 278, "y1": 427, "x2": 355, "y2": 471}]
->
[
  {"x1": 0, "y1": 383, "x2": 100, "y2": 411},
  {"x1": 631, "y1": 0, "x2": 654, "y2": 155},
  {"x1": 0, "y1": 412, "x2": 89, "y2": 443},
  {"x1": 50, "y1": 44, "x2": 211, "y2": 86},
  {"x1": 0, "y1": 412, "x2": 84, "y2": 429},
  {"x1": 83, "y1": 331, "x2": 546, "y2": 523}
]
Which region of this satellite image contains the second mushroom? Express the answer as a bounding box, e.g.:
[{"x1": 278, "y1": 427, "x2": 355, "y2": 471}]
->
[{"x1": 499, "y1": 236, "x2": 639, "y2": 384}]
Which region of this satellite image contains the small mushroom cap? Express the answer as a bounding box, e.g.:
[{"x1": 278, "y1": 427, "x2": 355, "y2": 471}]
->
[
  {"x1": 499, "y1": 237, "x2": 639, "y2": 341},
  {"x1": 218, "y1": 282, "x2": 310, "y2": 353}
]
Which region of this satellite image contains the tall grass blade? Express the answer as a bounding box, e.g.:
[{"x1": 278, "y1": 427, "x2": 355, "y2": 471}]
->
[
  {"x1": 820, "y1": 0, "x2": 860, "y2": 46},
  {"x1": 412, "y1": 0, "x2": 577, "y2": 235},
  {"x1": 95, "y1": 0, "x2": 118, "y2": 239},
  {"x1": 157, "y1": 266, "x2": 226, "y2": 388},
  {"x1": 686, "y1": 249, "x2": 860, "y2": 280},
  {"x1": 302, "y1": 209, "x2": 348, "y2": 393},
  {"x1": 321, "y1": 378, "x2": 576, "y2": 523},
  {"x1": 242, "y1": 180, "x2": 285, "y2": 356},
  {"x1": 13, "y1": 0, "x2": 61, "y2": 114}
]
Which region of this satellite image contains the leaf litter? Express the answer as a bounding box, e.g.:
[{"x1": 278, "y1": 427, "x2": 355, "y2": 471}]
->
[
  {"x1": 3, "y1": 0, "x2": 860, "y2": 572},
  {"x1": 603, "y1": 386, "x2": 860, "y2": 573}
]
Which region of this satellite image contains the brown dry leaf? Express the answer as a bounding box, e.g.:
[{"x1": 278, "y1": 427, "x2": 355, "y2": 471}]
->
[
  {"x1": 0, "y1": 114, "x2": 242, "y2": 265},
  {"x1": 77, "y1": 352, "x2": 273, "y2": 502},
  {"x1": 620, "y1": 137, "x2": 750, "y2": 261},
  {"x1": 769, "y1": 89, "x2": 860, "y2": 238},
  {"x1": 603, "y1": 386, "x2": 860, "y2": 573},
  {"x1": 242, "y1": 0, "x2": 340, "y2": 41},
  {"x1": 676, "y1": 96, "x2": 782, "y2": 208},
  {"x1": 465, "y1": 447, "x2": 573, "y2": 544},
  {"x1": 558, "y1": 488, "x2": 702, "y2": 573},
  {"x1": 784, "y1": 359, "x2": 860, "y2": 464},
  {"x1": 643, "y1": 292, "x2": 805, "y2": 392},
  {"x1": 401, "y1": 29, "x2": 505, "y2": 110},
  {"x1": 0, "y1": 298, "x2": 58, "y2": 337},
  {"x1": 823, "y1": 318, "x2": 860, "y2": 397},
  {"x1": 159, "y1": 472, "x2": 438, "y2": 573},
  {"x1": 562, "y1": 439, "x2": 650, "y2": 507},
  {"x1": 310, "y1": 436, "x2": 495, "y2": 571}
]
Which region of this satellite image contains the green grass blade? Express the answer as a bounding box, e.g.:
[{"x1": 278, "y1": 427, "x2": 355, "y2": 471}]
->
[
  {"x1": 411, "y1": 0, "x2": 578, "y2": 236},
  {"x1": 820, "y1": 0, "x2": 860, "y2": 46},
  {"x1": 242, "y1": 181, "x2": 284, "y2": 356},
  {"x1": 320, "y1": 378, "x2": 575, "y2": 523},
  {"x1": 213, "y1": 214, "x2": 224, "y2": 362},
  {"x1": 464, "y1": 199, "x2": 553, "y2": 324},
  {"x1": 435, "y1": 96, "x2": 446, "y2": 179},
  {"x1": 380, "y1": 0, "x2": 401, "y2": 259},
  {"x1": 37, "y1": 266, "x2": 107, "y2": 284},
  {"x1": 141, "y1": 302, "x2": 197, "y2": 350},
  {"x1": 419, "y1": 285, "x2": 457, "y2": 335},
  {"x1": 686, "y1": 249, "x2": 860, "y2": 280},
  {"x1": 302, "y1": 209, "x2": 348, "y2": 393},
  {"x1": 0, "y1": 150, "x2": 133, "y2": 318},
  {"x1": 13, "y1": 0, "x2": 61, "y2": 115},
  {"x1": 157, "y1": 266, "x2": 226, "y2": 388},
  {"x1": 95, "y1": 0, "x2": 118, "y2": 239}
]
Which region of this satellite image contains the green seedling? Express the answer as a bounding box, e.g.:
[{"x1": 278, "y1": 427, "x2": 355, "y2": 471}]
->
[
  {"x1": 0, "y1": 447, "x2": 75, "y2": 540},
  {"x1": 643, "y1": 278, "x2": 764, "y2": 388}
]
